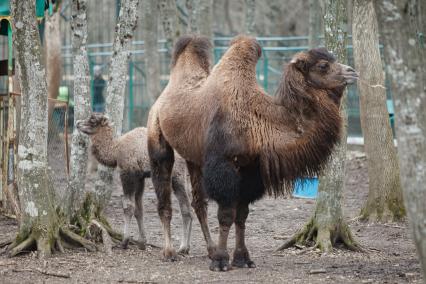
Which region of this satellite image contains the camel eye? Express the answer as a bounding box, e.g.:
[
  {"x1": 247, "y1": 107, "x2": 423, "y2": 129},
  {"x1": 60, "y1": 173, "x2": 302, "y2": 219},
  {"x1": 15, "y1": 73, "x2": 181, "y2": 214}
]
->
[{"x1": 318, "y1": 62, "x2": 329, "y2": 71}]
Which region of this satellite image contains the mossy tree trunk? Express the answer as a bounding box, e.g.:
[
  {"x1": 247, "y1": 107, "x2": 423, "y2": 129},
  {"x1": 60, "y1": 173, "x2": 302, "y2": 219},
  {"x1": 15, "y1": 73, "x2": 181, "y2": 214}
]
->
[
  {"x1": 244, "y1": 0, "x2": 256, "y2": 35},
  {"x1": 68, "y1": 0, "x2": 92, "y2": 216},
  {"x1": 158, "y1": 0, "x2": 181, "y2": 50},
  {"x1": 308, "y1": 0, "x2": 322, "y2": 48},
  {"x1": 352, "y1": 0, "x2": 405, "y2": 223},
  {"x1": 95, "y1": 0, "x2": 140, "y2": 213},
  {"x1": 374, "y1": 0, "x2": 426, "y2": 277},
  {"x1": 278, "y1": 0, "x2": 360, "y2": 253},
  {"x1": 10, "y1": 0, "x2": 61, "y2": 258},
  {"x1": 142, "y1": 0, "x2": 160, "y2": 122},
  {"x1": 8, "y1": 0, "x2": 106, "y2": 258},
  {"x1": 197, "y1": 0, "x2": 213, "y2": 39}
]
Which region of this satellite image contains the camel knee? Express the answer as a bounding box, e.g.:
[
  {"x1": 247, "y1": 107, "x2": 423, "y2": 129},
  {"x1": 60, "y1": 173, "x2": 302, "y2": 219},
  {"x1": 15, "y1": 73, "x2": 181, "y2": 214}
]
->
[{"x1": 218, "y1": 206, "x2": 236, "y2": 228}]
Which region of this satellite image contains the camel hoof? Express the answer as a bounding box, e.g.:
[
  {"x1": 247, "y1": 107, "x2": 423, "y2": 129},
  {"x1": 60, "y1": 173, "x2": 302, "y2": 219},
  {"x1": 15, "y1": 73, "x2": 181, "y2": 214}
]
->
[
  {"x1": 137, "y1": 241, "x2": 146, "y2": 250},
  {"x1": 209, "y1": 259, "x2": 230, "y2": 272},
  {"x1": 232, "y1": 248, "x2": 256, "y2": 268},
  {"x1": 232, "y1": 258, "x2": 256, "y2": 268},
  {"x1": 162, "y1": 248, "x2": 178, "y2": 262},
  {"x1": 209, "y1": 250, "x2": 230, "y2": 272},
  {"x1": 120, "y1": 238, "x2": 130, "y2": 249},
  {"x1": 177, "y1": 246, "x2": 190, "y2": 255}
]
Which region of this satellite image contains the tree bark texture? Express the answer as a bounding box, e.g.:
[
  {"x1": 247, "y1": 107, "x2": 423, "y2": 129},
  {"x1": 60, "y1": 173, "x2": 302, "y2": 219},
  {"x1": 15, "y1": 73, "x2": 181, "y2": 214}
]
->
[
  {"x1": 191, "y1": 0, "x2": 213, "y2": 38},
  {"x1": 185, "y1": 0, "x2": 196, "y2": 33},
  {"x1": 95, "y1": 0, "x2": 140, "y2": 211},
  {"x1": 308, "y1": 0, "x2": 322, "y2": 48},
  {"x1": 44, "y1": 10, "x2": 62, "y2": 102},
  {"x1": 68, "y1": 0, "x2": 92, "y2": 215},
  {"x1": 374, "y1": 0, "x2": 426, "y2": 277},
  {"x1": 244, "y1": 0, "x2": 256, "y2": 35},
  {"x1": 352, "y1": 0, "x2": 405, "y2": 222},
  {"x1": 142, "y1": 0, "x2": 161, "y2": 104},
  {"x1": 315, "y1": 0, "x2": 359, "y2": 252},
  {"x1": 11, "y1": 0, "x2": 58, "y2": 257},
  {"x1": 158, "y1": 0, "x2": 181, "y2": 49},
  {"x1": 277, "y1": 0, "x2": 360, "y2": 253}
]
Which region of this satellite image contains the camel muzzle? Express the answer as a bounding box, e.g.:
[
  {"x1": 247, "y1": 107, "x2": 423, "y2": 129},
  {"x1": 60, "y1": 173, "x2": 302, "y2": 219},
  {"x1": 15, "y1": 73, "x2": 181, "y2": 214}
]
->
[{"x1": 339, "y1": 63, "x2": 359, "y2": 85}]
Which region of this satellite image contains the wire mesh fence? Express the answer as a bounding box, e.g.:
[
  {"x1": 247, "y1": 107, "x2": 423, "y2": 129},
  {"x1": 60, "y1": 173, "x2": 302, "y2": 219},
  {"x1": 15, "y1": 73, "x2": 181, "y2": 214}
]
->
[{"x1": 0, "y1": 95, "x2": 70, "y2": 213}]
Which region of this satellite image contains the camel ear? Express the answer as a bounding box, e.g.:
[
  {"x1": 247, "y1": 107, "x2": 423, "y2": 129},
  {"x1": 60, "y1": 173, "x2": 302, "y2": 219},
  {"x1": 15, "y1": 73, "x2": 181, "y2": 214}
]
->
[{"x1": 292, "y1": 58, "x2": 309, "y2": 74}]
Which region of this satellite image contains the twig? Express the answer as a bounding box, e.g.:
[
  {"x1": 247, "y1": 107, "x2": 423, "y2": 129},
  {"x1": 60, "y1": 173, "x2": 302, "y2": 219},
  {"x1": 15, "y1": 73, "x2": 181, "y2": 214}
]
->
[
  {"x1": 358, "y1": 79, "x2": 387, "y2": 90},
  {"x1": 383, "y1": 224, "x2": 405, "y2": 229},
  {"x1": 12, "y1": 268, "x2": 70, "y2": 279}
]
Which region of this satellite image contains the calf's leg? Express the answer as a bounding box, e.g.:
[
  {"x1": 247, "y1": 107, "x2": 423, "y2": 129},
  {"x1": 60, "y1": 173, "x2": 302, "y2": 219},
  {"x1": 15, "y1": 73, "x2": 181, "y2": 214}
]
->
[
  {"x1": 134, "y1": 178, "x2": 147, "y2": 250},
  {"x1": 171, "y1": 175, "x2": 193, "y2": 254}
]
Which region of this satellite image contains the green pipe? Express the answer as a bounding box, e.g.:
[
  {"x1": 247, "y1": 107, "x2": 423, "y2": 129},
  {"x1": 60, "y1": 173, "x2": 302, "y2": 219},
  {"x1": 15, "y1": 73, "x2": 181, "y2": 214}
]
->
[{"x1": 7, "y1": 21, "x2": 12, "y2": 74}]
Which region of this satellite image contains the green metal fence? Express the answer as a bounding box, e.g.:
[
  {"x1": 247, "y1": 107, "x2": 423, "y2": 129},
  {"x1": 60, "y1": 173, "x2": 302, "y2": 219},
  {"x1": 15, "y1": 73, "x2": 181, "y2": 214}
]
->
[{"x1": 10, "y1": 36, "x2": 393, "y2": 136}]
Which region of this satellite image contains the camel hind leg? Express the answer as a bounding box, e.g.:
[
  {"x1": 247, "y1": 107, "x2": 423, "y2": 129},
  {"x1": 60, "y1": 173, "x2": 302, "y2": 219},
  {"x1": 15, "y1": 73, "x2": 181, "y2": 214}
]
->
[
  {"x1": 148, "y1": 131, "x2": 177, "y2": 261},
  {"x1": 134, "y1": 177, "x2": 147, "y2": 250},
  {"x1": 120, "y1": 172, "x2": 137, "y2": 249},
  {"x1": 187, "y1": 162, "x2": 217, "y2": 258},
  {"x1": 171, "y1": 175, "x2": 192, "y2": 254}
]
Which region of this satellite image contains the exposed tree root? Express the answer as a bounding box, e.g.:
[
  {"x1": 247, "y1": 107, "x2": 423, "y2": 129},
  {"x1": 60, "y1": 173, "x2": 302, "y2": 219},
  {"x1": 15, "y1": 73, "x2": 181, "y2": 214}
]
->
[
  {"x1": 276, "y1": 218, "x2": 363, "y2": 253},
  {"x1": 9, "y1": 235, "x2": 36, "y2": 257}
]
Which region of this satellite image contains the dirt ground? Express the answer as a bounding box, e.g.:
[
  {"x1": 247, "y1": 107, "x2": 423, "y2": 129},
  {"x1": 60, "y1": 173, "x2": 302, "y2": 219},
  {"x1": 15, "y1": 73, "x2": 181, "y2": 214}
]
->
[{"x1": 0, "y1": 152, "x2": 422, "y2": 283}]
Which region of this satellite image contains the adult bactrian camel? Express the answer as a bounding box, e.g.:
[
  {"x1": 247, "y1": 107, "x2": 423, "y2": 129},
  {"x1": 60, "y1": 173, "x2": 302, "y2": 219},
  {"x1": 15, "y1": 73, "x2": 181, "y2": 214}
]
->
[{"x1": 147, "y1": 35, "x2": 358, "y2": 271}]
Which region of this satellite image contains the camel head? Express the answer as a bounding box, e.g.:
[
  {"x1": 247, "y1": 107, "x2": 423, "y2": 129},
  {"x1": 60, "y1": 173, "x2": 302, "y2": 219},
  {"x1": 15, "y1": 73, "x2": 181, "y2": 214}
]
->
[
  {"x1": 288, "y1": 48, "x2": 358, "y2": 104},
  {"x1": 76, "y1": 113, "x2": 110, "y2": 135}
]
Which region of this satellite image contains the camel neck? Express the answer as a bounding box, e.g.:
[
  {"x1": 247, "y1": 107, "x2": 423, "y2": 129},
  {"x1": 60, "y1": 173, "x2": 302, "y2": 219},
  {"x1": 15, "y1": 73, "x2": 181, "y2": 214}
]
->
[{"x1": 90, "y1": 127, "x2": 118, "y2": 168}]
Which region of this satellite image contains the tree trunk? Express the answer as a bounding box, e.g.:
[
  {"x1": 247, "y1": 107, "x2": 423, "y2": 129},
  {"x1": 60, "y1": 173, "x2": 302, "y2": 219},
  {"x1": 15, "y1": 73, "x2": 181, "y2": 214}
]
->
[
  {"x1": 158, "y1": 0, "x2": 181, "y2": 49},
  {"x1": 142, "y1": 0, "x2": 161, "y2": 105},
  {"x1": 277, "y1": 0, "x2": 360, "y2": 253},
  {"x1": 68, "y1": 0, "x2": 92, "y2": 216},
  {"x1": 95, "y1": 0, "x2": 140, "y2": 212},
  {"x1": 308, "y1": 0, "x2": 322, "y2": 48},
  {"x1": 44, "y1": 10, "x2": 62, "y2": 102},
  {"x1": 185, "y1": 0, "x2": 196, "y2": 33},
  {"x1": 244, "y1": 0, "x2": 256, "y2": 35},
  {"x1": 191, "y1": 0, "x2": 213, "y2": 38},
  {"x1": 352, "y1": 0, "x2": 405, "y2": 222},
  {"x1": 11, "y1": 0, "x2": 58, "y2": 258},
  {"x1": 374, "y1": 0, "x2": 426, "y2": 277}
]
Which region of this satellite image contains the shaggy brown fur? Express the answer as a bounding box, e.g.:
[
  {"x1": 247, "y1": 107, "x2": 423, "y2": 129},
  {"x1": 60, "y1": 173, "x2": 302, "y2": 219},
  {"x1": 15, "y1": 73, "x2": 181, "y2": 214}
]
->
[
  {"x1": 77, "y1": 113, "x2": 193, "y2": 254},
  {"x1": 147, "y1": 35, "x2": 358, "y2": 270}
]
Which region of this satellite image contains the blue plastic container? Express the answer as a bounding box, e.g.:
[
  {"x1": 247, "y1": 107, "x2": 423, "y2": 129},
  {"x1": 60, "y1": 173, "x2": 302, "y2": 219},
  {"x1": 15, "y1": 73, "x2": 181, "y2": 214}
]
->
[{"x1": 292, "y1": 178, "x2": 318, "y2": 199}]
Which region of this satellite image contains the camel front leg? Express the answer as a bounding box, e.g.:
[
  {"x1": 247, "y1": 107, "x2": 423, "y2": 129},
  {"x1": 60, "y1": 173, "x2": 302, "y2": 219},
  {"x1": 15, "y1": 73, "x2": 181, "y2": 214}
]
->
[
  {"x1": 210, "y1": 204, "x2": 236, "y2": 272},
  {"x1": 232, "y1": 201, "x2": 256, "y2": 268}
]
